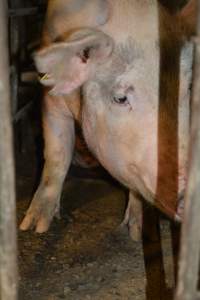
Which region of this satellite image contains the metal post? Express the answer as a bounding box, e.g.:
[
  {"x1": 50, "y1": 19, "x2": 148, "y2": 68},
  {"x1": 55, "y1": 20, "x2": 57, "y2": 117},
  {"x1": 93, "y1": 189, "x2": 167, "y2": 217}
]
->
[
  {"x1": 175, "y1": 1, "x2": 200, "y2": 300},
  {"x1": 0, "y1": 1, "x2": 18, "y2": 300}
]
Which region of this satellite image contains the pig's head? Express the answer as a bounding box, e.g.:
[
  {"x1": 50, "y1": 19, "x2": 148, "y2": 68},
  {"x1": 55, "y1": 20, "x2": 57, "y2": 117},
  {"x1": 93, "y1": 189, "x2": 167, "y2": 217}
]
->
[{"x1": 34, "y1": 0, "x2": 195, "y2": 220}]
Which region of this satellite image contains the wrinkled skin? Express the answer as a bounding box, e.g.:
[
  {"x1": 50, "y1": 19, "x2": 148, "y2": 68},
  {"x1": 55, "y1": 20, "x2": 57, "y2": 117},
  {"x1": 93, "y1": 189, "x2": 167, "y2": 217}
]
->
[{"x1": 20, "y1": 0, "x2": 196, "y2": 241}]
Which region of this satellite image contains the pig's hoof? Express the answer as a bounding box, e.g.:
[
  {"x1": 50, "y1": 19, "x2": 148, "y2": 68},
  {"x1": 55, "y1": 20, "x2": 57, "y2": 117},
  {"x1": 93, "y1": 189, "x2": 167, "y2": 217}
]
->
[{"x1": 20, "y1": 197, "x2": 59, "y2": 233}]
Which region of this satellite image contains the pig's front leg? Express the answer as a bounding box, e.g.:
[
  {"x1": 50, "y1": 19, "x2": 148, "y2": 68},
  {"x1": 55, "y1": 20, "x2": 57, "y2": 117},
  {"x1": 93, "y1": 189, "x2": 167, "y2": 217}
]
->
[
  {"x1": 121, "y1": 190, "x2": 143, "y2": 242},
  {"x1": 20, "y1": 96, "x2": 75, "y2": 233}
]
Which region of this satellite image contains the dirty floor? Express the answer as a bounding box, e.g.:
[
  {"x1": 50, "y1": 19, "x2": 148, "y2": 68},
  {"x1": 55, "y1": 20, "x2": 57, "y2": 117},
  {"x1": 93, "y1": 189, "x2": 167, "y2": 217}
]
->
[{"x1": 16, "y1": 145, "x2": 180, "y2": 300}]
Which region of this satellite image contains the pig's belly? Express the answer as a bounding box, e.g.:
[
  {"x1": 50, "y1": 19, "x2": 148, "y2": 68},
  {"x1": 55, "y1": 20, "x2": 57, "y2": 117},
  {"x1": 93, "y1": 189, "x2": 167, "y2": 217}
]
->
[{"x1": 82, "y1": 110, "x2": 154, "y2": 203}]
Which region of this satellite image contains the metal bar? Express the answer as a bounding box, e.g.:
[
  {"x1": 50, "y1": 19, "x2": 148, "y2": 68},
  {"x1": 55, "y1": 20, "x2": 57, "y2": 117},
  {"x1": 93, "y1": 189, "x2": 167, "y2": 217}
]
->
[
  {"x1": 13, "y1": 101, "x2": 33, "y2": 123},
  {"x1": 9, "y1": 7, "x2": 39, "y2": 17},
  {"x1": 0, "y1": 1, "x2": 18, "y2": 300},
  {"x1": 175, "y1": 1, "x2": 200, "y2": 300}
]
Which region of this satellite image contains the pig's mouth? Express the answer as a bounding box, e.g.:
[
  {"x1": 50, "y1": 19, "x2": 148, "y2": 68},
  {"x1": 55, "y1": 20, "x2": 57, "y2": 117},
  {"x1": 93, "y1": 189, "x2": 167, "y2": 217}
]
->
[{"x1": 38, "y1": 72, "x2": 55, "y2": 86}]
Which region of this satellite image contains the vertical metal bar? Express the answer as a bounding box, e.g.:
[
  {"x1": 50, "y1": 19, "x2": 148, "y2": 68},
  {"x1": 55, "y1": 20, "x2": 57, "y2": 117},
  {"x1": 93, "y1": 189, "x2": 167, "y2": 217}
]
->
[
  {"x1": 9, "y1": 0, "x2": 21, "y2": 116},
  {"x1": 175, "y1": 1, "x2": 200, "y2": 300},
  {"x1": 0, "y1": 1, "x2": 18, "y2": 300}
]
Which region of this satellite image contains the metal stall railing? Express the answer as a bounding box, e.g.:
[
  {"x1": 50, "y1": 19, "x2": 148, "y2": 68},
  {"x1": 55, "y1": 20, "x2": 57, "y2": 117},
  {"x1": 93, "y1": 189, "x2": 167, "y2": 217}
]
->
[
  {"x1": 8, "y1": 0, "x2": 46, "y2": 123},
  {"x1": 175, "y1": 1, "x2": 200, "y2": 300},
  {"x1": 0, "y1": 1, "x2": 18, "y2": 300}
]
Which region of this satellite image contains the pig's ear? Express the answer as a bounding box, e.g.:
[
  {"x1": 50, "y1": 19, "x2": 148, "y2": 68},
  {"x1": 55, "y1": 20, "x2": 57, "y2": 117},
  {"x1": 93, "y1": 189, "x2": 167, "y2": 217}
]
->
[{"x1": 34, "y1": 29, "x2": 113, "y2": 95}]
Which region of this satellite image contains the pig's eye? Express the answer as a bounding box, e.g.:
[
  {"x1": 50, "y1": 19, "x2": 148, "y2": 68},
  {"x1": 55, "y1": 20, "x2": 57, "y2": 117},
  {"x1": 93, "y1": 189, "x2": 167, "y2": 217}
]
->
[{"x1": 113, "y1": 95, "x2": 129, "y2": 105}]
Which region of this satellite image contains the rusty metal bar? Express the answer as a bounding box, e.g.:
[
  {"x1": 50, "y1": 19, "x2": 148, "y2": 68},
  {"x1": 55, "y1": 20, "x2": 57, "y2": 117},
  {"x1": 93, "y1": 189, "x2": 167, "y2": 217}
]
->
[
  {"x1": 0, "y1": 1, "x2": 18, "y2": 300},
  {"x1": 175, "y1": 1, "x2": 200, "y2": 300}
]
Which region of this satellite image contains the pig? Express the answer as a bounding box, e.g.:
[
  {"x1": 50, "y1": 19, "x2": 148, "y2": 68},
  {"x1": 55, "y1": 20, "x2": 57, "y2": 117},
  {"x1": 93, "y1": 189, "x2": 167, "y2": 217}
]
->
[{"x1": 20, "y1": 0, "x2": 196, "y2": 241}]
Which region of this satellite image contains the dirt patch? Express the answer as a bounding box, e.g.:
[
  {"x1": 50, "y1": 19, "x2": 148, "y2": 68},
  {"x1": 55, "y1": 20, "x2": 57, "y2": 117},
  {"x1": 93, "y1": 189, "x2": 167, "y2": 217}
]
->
[{"x1": 17, "y1": 171, "x2": 180, "y2": 300}]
